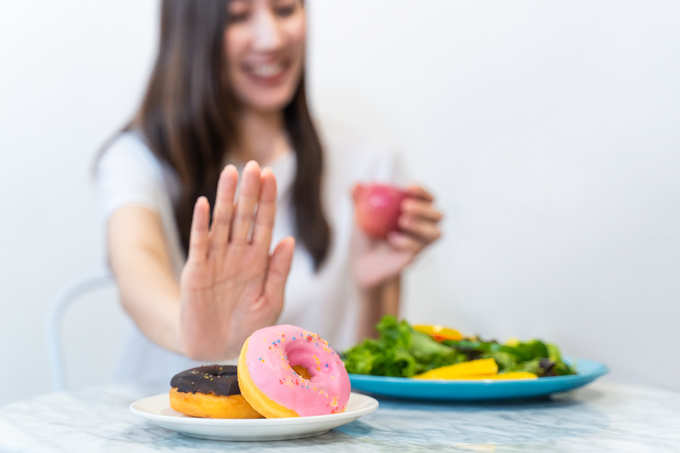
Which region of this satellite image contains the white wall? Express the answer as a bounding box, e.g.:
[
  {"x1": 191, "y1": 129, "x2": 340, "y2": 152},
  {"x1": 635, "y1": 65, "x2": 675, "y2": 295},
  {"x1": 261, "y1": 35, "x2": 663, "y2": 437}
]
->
[
  {"x1": 0, "y1": 1, "x2": 158, "y2": 403},
  {"x1": 307, "y1": 0, "x2": 680, "y2": 390},
  {"x1": 1, "y1": 1, "x2": 678, "y2": 405}
]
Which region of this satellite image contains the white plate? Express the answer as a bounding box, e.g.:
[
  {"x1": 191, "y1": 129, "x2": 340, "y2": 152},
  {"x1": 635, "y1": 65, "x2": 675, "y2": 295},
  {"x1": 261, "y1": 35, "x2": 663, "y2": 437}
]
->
[{"x1": 129, "y1": 392, "x2": 378, "y2": 441}]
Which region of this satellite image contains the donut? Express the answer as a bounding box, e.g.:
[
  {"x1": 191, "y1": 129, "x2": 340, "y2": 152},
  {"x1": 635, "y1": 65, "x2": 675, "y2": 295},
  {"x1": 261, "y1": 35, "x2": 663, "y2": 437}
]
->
[
  {"x1": 169, "y1": 365, "x2": 262, "y2": 418},
  {"x1": 237, "y1": 325, "x2": 351, "y2": 418}
]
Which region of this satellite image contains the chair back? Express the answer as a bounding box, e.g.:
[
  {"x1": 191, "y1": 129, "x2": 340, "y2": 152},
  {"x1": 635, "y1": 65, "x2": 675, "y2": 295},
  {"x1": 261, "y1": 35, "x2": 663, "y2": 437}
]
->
[{"x1": 47, "y1": 272, "x2": 124, "y2": 390}]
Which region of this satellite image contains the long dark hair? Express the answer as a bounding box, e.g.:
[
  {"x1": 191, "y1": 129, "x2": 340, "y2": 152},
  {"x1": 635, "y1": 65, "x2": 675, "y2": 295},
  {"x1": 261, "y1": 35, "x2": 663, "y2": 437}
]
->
[{"x1": 103, "y1": 0, "x2": 330, "y2": 270}]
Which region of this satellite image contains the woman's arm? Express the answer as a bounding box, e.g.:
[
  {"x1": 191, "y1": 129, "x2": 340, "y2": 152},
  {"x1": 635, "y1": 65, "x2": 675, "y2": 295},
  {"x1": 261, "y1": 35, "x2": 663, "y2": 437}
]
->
[
  {"x1": 353, "y1": 184, "x2": 442, "y2": 341},
  {"x1": 357, "y1": 275, "x2": 401, "y2": 340},
  {"x1": 107, "y1": 206, "x2": 183, "y2": 354}
]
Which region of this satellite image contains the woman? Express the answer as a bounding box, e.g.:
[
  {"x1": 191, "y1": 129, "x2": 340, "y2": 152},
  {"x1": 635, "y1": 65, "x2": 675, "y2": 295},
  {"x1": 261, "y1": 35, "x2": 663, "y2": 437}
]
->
[{"x1": 96, "y1": 0, "x2": 443, "y2": 384}]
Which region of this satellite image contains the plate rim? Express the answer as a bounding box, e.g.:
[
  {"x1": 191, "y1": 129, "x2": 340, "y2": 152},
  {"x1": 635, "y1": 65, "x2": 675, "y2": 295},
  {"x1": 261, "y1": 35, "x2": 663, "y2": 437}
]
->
[
  {"x1": 129, "y1": 391, "x2": 378, "y2": 426},
  {"x1": 348, "y1": 357, "x2": 608, "y2": 385}
]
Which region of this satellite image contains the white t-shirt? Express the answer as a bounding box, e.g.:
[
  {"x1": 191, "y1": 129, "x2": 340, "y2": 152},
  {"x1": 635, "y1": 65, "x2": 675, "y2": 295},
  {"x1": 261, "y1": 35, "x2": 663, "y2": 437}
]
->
[{"x1": 96, "y1": 130, "x2": 405, "y2": 385}]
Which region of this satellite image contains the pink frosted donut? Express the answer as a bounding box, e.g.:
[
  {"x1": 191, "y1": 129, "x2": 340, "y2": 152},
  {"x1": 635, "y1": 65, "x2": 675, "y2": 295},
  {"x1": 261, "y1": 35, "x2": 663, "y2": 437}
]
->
[{"x1": 237, "y1": 325, "x2": 351, "y2": 417}]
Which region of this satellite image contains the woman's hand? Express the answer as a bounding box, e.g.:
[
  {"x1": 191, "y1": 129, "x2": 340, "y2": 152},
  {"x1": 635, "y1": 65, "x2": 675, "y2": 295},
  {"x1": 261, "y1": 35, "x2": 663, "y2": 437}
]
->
[
  {"x1": 353, "y1": 185, "x2": 442, "y2": 289},
  {"x1": 178, "y1": 161, "x2": 295, "y2": 360}
]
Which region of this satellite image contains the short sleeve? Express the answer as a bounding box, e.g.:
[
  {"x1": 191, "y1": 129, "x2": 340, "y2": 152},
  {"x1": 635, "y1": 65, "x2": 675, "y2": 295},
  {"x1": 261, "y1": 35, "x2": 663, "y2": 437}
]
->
[
  {"x1": 363, "y1": 145, "x2": 409, "y2": 187},
  {"x1": 94, "y1": 133, "x2": 167, "y2": 225},
  {"x1": 95, "y1": 133, "x2": 186, "y2": 274},
  {"x1": 318, "y1": 118, "x2": 410, "y2": 189}
]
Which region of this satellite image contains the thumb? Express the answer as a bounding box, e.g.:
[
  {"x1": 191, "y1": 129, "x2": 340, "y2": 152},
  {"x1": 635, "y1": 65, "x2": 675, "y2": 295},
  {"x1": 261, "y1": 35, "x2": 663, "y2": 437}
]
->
[
  {"x1": 263, "y1": 237, "x2": 295, "y2": 303},
  {"x1": 351, "y1": 183, "x2": 365, "y2": 203}
]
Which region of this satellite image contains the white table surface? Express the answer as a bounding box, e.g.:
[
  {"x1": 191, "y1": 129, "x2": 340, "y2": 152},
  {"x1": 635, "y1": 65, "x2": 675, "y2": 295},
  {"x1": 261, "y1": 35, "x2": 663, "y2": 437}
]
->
[{"x1": 0, "y1": 381, "x2": 678, "y2": 452}]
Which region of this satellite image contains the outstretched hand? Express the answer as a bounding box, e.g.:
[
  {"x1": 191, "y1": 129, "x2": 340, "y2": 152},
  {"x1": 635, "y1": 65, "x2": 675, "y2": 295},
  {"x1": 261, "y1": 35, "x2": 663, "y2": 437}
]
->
[{"x1": 178, "y1": 161, "x2": 295, "y2": 360}]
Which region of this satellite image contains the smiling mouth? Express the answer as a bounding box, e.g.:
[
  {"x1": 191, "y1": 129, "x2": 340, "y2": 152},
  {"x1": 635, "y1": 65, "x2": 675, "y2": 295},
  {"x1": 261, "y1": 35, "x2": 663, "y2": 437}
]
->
[{"x1": 242, "y1": 59, "x2": 292, "y2": 84}]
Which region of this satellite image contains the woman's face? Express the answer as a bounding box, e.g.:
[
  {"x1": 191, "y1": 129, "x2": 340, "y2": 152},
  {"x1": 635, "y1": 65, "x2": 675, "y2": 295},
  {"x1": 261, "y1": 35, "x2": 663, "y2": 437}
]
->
[{"x1": 225, "y1": 0, "x2": 306, "y2": 113}]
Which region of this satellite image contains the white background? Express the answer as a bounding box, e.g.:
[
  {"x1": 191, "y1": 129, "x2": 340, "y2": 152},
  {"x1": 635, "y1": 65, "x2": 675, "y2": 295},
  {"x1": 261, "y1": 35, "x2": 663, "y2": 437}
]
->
[{"x1": 0, "y1": 1, "x2": 678, "y2": 405}]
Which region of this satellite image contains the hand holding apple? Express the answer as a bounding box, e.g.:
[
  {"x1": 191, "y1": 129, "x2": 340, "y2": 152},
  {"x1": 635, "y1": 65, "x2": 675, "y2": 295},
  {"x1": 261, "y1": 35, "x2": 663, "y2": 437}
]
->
[{"x1": 352, "y1": 183, "x2": 443, "y2": 288}]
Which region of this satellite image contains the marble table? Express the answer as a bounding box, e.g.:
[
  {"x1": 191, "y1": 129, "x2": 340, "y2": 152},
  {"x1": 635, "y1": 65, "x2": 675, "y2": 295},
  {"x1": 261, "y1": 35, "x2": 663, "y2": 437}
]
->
[{"x1": 0, "y1": 381, "x2": 678, "y2": 452}]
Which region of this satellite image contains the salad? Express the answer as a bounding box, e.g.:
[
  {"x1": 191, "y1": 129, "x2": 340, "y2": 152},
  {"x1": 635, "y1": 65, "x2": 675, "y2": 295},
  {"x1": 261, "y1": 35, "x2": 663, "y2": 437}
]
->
[{"x1": 342, "y1": 316, "x2": 576, "y2": 380}]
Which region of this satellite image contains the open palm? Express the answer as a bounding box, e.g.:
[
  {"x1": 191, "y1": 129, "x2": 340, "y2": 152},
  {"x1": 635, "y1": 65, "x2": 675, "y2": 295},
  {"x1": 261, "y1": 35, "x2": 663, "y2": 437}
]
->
[{"x1": 179, "y1": 162, "x2": 295, "y2": 360}]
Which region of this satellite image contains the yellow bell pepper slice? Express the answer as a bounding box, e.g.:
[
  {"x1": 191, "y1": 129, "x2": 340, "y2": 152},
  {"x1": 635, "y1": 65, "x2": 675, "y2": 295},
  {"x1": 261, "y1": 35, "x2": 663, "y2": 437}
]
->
[
  {"x1": 413, "y1": 324, "x2": 463, "y2": 342},
  {"x1": 490, "y1": 372, "x2": 537, "y2": 380},
  {"x1": 412, "y1": 358, "x2": 498, "y2": 380},
  {"x1": 455, "y1": 372, "x2": 538, "y2": 381},
  {"x1": 504, "y1": 337, "x2": 520, "y2": 347}
]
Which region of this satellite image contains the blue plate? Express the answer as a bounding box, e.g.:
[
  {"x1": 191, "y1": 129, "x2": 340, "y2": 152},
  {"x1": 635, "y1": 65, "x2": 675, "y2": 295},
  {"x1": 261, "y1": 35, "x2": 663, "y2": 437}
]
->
[{"x1": 349, "y1": 358, "x2": 607, "y2": 401}]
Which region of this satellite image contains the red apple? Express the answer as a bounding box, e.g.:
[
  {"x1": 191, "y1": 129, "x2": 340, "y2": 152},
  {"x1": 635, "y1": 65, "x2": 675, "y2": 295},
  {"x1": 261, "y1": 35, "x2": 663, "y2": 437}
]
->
[{"x1": 353, "y1": 183, "x2": 407, "y2": 238}]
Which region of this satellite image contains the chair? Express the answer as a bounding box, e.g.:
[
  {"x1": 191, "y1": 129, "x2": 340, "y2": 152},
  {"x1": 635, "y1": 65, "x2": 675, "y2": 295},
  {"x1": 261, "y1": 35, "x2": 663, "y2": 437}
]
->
[{"x1": 46, "y1": 271, "x2": 115, "y2": 391}]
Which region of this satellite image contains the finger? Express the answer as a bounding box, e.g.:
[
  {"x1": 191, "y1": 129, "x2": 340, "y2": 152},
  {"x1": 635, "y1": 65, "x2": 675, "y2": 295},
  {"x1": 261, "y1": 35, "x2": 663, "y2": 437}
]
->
[
  {"x1": 387, "y1": 232, "x2": 423, "y2": 254},
  {"x1": 401, "y1": 198, "x2": 443, "y2": 222},
  {"x1": 263, "y1": 237, "x2": 295, "y2": 303},
  {"x1": 405, "y1": 185, "x2": 434, "y2": 202},
  {"x1": 253, "y1": 168, "x2": 277, "y2": 247},
  {"x1": 188, "y1": 196, "x2": 210, "y2": 263},
  {"x1": 210, "y1": 165, "x2": 238, "y2": 256},
  {"x1": 398, "y1": 215, "x2": 442, "y2": 242},
  {"x1": 231, "y1": 161, "x2": 261, "y2": 244}
]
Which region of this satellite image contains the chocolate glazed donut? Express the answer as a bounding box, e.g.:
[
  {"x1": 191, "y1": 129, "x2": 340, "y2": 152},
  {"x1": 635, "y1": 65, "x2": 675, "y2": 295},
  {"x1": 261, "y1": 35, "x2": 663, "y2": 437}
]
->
[
  {"x1": 169, "y1": 365, "x2": 262, "y2": 418},
  {"x1": 171, "y1": 365, "x2": 241, "y2": 396}
]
